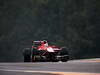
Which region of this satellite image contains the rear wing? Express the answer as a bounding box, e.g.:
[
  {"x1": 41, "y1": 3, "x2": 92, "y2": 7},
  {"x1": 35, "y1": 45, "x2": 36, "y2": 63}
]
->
[
  {"x1": 32, "y1": 40, "x2": 48, "y2": 44},
  {"x1": 32, "y1": 40, "x2": 48, "y2": 48}
]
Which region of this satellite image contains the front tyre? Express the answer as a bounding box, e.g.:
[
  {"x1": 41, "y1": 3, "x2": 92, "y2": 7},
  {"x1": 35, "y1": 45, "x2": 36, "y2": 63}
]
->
[
  {"x1": 59, "y1": 47, "x2": 69, "y2": 62},
  {"x1": 61, "y1": 55, "x2": 69, "y2": 62}
]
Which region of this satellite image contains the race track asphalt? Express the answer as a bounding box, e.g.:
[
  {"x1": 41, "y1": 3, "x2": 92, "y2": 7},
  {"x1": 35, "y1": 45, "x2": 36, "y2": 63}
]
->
[{"x1": 0, "y1": 58, "x2": 100, "y2": 75}]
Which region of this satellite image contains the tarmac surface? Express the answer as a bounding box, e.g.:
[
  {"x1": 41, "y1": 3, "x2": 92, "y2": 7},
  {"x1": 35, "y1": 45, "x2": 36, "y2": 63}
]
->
[{"x1": 0, "y1": 58, "x2": 100, "y2": 75}]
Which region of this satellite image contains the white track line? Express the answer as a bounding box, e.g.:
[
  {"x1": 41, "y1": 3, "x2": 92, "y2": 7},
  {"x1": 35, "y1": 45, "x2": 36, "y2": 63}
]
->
[{"x1": 0, "y1": 69, "x2": 100, "y2": 75}]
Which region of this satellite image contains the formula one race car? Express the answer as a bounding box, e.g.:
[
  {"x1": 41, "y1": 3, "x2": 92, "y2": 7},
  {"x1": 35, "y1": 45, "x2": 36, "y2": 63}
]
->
[{"x1": 23, "y1": 40, "x2": 69, "y2": 62}]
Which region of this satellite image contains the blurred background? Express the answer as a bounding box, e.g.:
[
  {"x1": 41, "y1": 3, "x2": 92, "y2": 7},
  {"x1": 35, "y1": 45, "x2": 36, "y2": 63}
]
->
[{"x1": 0, "y1": 0, "x2": 99, "y2": 62}]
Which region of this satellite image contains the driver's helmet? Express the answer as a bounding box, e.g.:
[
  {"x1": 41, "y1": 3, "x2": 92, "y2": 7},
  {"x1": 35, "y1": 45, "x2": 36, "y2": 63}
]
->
[{"x1": 43, "y1": 40, "x2": 47, "y2": 44}]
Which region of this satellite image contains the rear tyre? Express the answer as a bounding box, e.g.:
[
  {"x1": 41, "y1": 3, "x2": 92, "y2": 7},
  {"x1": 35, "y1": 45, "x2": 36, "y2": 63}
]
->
[{"x1": 23, "y1": 48, "x2": 31, "y2": 62}]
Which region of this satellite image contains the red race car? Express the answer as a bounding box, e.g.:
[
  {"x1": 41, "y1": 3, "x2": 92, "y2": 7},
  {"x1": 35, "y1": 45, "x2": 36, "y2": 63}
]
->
[{"x1": 23, "y1": 40, "x2": 69, "y2": 62}]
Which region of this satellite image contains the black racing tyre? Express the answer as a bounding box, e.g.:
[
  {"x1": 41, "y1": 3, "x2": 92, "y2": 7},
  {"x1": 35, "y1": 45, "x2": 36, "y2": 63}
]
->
[
  {"x1": 61, "y1": 55, "x2": 69, "y2": 62},
  {"x1": 59, "y1": 47, "x2": 69, "y2": 62},
  {"x1": 60, "y1": 47, "x2": 68, "y2": 55},
  {"x1": 52, "y1": 58, "x2": 59, "y2": 62},
  {"x1": 23, "y1": 48, "x2": 31, "y2": 62}
]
